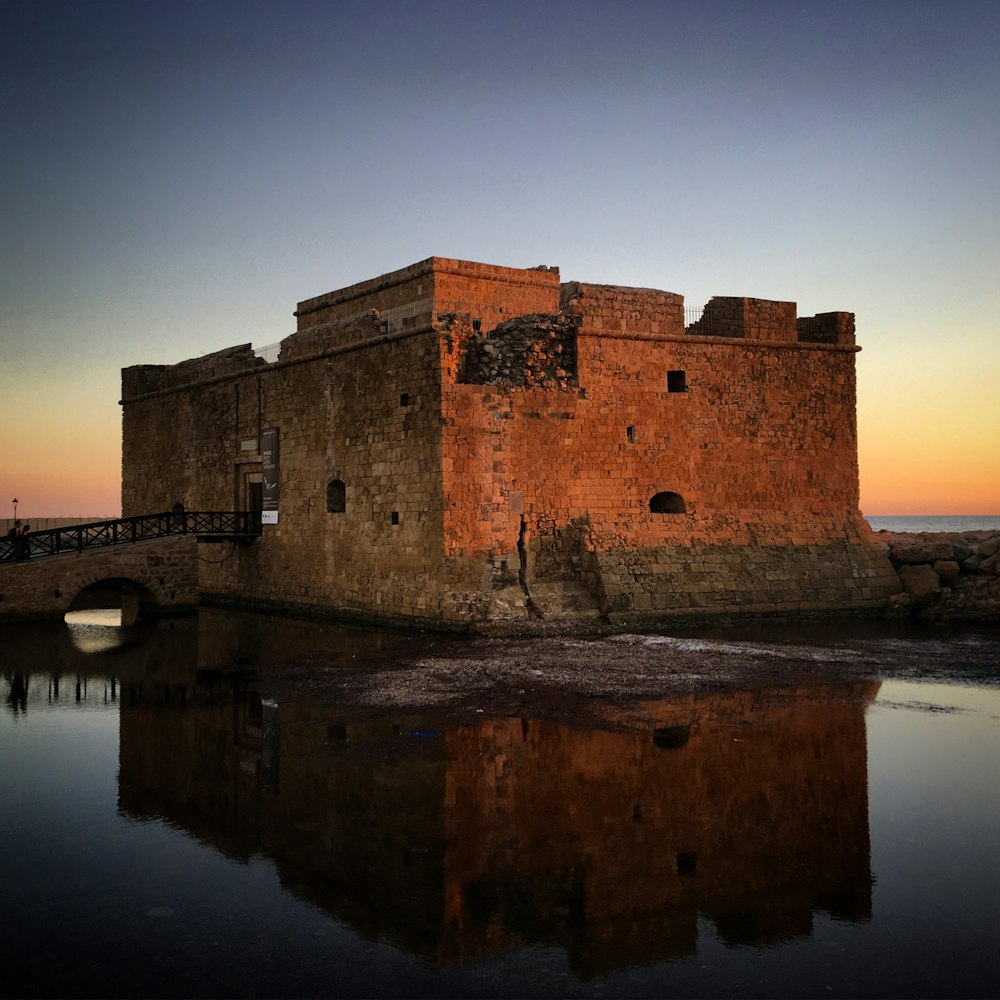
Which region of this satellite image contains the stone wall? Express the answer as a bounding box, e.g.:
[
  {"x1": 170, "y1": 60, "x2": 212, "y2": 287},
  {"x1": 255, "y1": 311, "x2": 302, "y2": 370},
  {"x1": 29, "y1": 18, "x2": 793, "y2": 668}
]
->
[
  {"x1": 686, "y1": 296, "x2": 797, "y2": 341},
  {"x1": 437, "y1": 279, "x2": 897, "y2": 624},
  {"x1": 294, "y1": 257, "x2": 560, "y2": 341},
  {"x1": 121, "y1": 257, "x2": 900, "y2": 631},
  {"x1": 124, "y1": 322, "x2": 460, "y2": 626}
]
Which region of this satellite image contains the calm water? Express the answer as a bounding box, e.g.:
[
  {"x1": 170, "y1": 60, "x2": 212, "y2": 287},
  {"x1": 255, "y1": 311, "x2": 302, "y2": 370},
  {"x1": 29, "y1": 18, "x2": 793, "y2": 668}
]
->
[
  {"x1": 2, "y1": 610, "x2": 999, "y2": 998},
  {"x1": 865, "y1": 514, "x2": 1000, "y2": 533}
]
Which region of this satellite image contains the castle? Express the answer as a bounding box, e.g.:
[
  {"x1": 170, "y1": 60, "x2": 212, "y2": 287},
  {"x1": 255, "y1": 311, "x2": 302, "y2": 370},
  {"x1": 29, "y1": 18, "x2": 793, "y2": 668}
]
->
[{"x1": 120, "y1": 257, "x2": 900, "y2": 630}]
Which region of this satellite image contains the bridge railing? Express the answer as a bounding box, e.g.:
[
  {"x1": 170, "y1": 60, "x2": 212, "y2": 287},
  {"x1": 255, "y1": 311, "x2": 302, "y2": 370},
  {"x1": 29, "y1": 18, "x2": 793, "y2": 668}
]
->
[{"x1": 0, "y1": 511, "x2": 262, "y2": 564}]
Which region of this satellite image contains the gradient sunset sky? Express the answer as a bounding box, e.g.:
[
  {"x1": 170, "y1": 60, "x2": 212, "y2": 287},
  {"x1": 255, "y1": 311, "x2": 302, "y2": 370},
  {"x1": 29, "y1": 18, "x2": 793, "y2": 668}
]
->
[{"x1": 2, "y1": 0, "x2": 998, "y2": 518}]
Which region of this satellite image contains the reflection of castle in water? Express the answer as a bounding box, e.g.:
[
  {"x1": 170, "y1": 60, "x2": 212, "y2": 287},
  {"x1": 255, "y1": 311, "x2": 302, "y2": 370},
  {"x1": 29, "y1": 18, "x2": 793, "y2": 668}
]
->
[{"x1": 117, "y1": 673, "x2": 879, "y2": 975}]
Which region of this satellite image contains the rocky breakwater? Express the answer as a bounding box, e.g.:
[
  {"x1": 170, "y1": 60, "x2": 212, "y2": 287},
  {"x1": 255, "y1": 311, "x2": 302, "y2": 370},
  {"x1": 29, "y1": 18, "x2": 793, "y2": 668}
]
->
[{"x1": 879, "y1": 530, "x2": 1000, "y2": 623}]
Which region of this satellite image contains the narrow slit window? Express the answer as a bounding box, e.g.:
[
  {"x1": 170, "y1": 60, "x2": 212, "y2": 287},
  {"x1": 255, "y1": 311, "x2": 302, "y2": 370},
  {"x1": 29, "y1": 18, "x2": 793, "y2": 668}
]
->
[
  {"x1": 326, "y1": 480, "x2": 346, "y2": 513},
  {"x1": 626, "y1": 425, "x2": 636, "y2": 444},
  {"x1": 391, "y1": 511, "x2": 400, "y2": 525}
]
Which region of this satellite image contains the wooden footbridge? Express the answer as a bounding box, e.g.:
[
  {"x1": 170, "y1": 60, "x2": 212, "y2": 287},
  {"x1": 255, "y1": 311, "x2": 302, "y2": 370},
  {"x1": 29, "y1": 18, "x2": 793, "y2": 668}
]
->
[{"x1": 0, "y1": 511, "x2": 261, "y2": 621}]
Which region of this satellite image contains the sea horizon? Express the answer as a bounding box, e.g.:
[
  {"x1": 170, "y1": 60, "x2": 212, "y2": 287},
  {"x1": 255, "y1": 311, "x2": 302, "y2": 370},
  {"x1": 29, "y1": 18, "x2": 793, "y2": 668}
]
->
[{"x1": 866, "y1": 514, "x2": 1000, "y2": 533}]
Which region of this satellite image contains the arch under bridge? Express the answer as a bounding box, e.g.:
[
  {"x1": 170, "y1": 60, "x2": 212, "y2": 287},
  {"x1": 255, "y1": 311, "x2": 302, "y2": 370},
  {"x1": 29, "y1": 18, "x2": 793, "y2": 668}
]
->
[{"x1": 0, "y1": 511, "x2": 260, "y2": 621}]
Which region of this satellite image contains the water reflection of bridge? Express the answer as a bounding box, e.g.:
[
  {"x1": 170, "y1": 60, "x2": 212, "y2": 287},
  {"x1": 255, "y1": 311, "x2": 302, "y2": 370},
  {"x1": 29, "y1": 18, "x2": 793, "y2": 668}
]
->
[{"x1": 115, "y1": 670, "x2": 879, "y2": 975}]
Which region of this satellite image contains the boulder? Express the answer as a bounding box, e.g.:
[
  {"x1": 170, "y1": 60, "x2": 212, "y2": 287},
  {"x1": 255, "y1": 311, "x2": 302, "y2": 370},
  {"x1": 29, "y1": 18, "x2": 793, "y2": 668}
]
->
[
  {"x1": 891, "y1": 541, "x2": 955, "y2": 564},
  {"x1": 897, "y1": 563, "x2": 941, "y2": 603},
  {"x1": 933, "y1": 559, "x2": 961, "y2": 584},
  {"x1": 976, "y1": 537, "x2": 1000, "y2": 559},
  {"x1": 963, "y1": 553, "x2": 986, "y2": 574}
]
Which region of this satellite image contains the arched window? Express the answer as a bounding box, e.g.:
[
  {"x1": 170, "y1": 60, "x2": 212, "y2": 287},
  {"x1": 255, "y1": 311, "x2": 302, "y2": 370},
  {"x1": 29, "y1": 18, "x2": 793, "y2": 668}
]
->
[
  {"x1": 649, "y1": 491, "x2": 686, "y2": 514},
  {"x1": 326, "y1": 480, "x2": 346, "y2": 514}
]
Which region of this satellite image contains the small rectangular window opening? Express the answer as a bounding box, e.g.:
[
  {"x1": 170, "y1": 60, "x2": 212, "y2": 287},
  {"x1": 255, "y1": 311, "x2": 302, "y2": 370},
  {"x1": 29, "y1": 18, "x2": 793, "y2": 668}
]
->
[
  {"x1": 676, "y1": 851, "x2": 697, "y2": 877},
  {"x1": 626, "y1": 425, "x2": 636, "y2": 444},
  {"x1": 391, "y1": 511, "x2": 400, "y2": 525},
  {"x1": 400, "y1": 393, "x2": 411, "y2": 406},
  {"x1": 667, "y1": 370, "x2": 687, "y2": 393}
]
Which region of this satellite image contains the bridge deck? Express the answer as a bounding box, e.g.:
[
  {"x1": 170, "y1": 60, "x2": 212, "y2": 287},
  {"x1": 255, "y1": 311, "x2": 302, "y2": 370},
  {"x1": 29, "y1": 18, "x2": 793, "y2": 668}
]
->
[{"x1": 1, "y1": 511, "x2": 261, "y2": 565}]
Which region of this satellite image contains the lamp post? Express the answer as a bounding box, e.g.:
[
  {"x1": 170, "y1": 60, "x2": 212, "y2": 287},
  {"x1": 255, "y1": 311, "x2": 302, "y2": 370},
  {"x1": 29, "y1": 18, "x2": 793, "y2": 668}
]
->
[{"x1": 11, "y1": 497, "x2": 17, "y2": 522}]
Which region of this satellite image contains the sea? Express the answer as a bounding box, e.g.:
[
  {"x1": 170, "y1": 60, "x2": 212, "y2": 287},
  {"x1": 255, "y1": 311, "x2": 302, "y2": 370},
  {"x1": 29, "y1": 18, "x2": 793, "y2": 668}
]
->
[
  {"x1": 1, "y1": 518, "x2": 999, "y2": 997},
  {"x1": 865, "y1": 514, "x2": 1000, "y2": 533}
]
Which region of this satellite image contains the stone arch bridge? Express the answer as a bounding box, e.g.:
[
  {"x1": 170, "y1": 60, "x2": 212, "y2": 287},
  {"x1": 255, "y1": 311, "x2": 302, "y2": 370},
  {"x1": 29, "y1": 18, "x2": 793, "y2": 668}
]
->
[{"x1": 0, "y1": 512, "x2": 259, "y2": 622}]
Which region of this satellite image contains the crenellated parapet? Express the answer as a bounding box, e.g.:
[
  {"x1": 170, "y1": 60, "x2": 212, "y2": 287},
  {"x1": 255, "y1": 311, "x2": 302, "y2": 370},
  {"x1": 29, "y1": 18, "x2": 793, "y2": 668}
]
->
[{"x1": 684, "y1": 296, "x2": 855, "y2": 346}]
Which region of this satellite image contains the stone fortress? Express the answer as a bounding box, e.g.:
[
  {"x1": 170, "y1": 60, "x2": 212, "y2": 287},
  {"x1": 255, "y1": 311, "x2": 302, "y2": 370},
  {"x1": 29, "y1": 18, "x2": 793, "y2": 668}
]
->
[{"x1": 121, "y1": 257, "x2": 902, "y2": 630}]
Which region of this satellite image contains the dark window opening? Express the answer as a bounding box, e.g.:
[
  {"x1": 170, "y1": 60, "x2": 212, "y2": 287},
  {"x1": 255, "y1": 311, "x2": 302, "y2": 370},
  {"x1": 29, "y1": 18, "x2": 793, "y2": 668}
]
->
[
  {"x1": 667, "y1": 370, "x2": 687, "y2": 393},
  {"x1": 650, "y1": 491, "x2": 687, "y2": 514},
  {"x1": 677, "y1": 851, "x2": 697, "y2": 876},
  {"x1": 391, "y1": 511, "x2": 400, "y2": 525},
  {"x1": 326, "y1": 480, "x2": 346, "y2": 514},
  {"x1": 400, "y1": 392, "x2": 411, "y2": 406},
  {"x1": 626, "y1": 425, "x2": 635, "y2": 444}
]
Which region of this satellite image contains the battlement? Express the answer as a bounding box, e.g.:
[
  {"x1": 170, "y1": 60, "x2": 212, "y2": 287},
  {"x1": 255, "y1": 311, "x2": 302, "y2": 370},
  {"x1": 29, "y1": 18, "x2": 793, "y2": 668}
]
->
[{"x1": 685, "y1": 296, "x2": 855, "y2": 346}]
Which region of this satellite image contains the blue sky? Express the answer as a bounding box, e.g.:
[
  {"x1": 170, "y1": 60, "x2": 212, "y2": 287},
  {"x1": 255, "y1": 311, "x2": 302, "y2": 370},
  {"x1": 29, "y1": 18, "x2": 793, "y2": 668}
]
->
[{"x1": 2, "y1": 0, "x2": 998, "y2": 514}]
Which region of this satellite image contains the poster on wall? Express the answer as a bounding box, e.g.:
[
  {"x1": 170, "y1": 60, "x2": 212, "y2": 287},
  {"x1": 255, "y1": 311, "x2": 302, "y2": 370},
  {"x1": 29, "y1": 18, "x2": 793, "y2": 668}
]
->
[{"x1": 261, "y1": 427, "x2": 279, "y2": 524}]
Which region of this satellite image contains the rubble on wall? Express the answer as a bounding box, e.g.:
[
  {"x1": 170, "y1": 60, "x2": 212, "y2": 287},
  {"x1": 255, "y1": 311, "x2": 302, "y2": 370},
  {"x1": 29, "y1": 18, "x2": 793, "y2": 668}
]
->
[{"x1": 458, "y1": 313, "x2": 578, "y2": 388}]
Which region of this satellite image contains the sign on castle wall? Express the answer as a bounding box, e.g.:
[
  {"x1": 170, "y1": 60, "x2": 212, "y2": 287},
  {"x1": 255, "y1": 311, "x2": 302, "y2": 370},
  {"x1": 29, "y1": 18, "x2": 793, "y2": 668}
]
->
[{"x1": 261, "y1": 427, "x2": 279, "y2": 524}]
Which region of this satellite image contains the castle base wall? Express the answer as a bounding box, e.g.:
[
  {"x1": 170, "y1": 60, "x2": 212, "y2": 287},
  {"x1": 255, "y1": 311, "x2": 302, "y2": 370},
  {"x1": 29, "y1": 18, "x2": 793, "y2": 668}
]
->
[
  {"x1": 433, "y1": 538, "x2": 901, "y2": 632},
  {"x1": 595, "y1": 540, "x2": 901, "y2": 625}
]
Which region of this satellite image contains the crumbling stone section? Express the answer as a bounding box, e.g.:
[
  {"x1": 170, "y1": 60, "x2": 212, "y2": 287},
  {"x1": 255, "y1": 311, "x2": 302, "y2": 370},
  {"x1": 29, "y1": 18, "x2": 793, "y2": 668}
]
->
[
  {"x1": 459, "y1": 313, "x2": 578, "y2": 388},
  {"x1": 879, "y1": 530, "x2": 1000, "y2": 622}
]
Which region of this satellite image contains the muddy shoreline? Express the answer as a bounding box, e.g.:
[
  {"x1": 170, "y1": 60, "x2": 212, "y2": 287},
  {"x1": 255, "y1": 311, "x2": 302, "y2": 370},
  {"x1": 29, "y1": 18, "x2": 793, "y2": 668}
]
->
[{"x1": 256, "y1": 618, "x2": 1000, "y2": 723}]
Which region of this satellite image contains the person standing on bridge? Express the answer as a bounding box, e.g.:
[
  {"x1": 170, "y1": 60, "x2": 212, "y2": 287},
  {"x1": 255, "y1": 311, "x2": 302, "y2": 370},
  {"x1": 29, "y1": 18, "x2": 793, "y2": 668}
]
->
[{"x1": 7, "y1": 519, "x2": 30, "y2": 562}]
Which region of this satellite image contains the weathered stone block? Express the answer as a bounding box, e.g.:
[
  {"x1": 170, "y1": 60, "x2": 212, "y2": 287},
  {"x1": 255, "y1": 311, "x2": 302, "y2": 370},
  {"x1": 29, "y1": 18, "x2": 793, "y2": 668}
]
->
[{"x1": 898, "y1": 564, "x2": 941, "y2": 603}]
